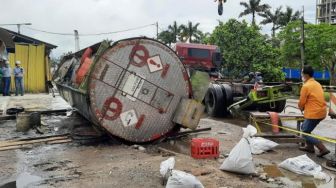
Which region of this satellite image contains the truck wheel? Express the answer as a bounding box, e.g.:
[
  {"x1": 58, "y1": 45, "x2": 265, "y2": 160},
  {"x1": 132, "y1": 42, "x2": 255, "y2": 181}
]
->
[
  {"x1": 274, "y1": 100, "x2": 286, "y2": 112},
  {"x1": 258, "y1": 100, "x2": 286, "y2": 113},
  {"x1": 220, "y1": 84, "x2": 233, "y2": 116},
  {"x1": 204, "y1": 84, "x2": 225, "y2": 117}
]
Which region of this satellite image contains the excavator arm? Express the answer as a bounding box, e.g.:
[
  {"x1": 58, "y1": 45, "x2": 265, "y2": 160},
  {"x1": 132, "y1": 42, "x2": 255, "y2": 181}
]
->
[{"x1": 214, "y1": 0, "x2": 227, "y2": 15}]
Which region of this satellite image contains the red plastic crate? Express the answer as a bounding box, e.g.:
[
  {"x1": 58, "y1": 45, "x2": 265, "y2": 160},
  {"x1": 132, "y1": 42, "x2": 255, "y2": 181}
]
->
[{"x1": 191, "y1": 138, "x2": 219, "y2": 159}]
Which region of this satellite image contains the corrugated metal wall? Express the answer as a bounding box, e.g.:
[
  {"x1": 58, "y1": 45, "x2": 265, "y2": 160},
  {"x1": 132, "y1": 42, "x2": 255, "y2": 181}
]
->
[{"x1": 8, "y1": 44, "x2": 49, "y2": 93}]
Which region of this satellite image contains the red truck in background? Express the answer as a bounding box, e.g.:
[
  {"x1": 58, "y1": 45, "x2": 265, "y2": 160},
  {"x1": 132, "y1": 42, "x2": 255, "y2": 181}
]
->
[{"x1": 173, "y1": 43, "x2": 222, "y2": 78}]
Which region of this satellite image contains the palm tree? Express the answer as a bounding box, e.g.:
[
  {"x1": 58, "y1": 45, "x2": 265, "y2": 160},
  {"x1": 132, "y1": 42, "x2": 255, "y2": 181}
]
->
[
  {"x1": 280, "y1": 6, "x2": 301, "y2": 27},
  {"x1": 260, "y1": 6, "x2": 283, "y2": 37},
  {"x1": 167, "y1": 21, "x2": 181, "y2": 43},
  {"x1": 239, "y1": 0, "x2": 271, "y2": 26},
  {"x1": 179, "y1": 21, "x2": 203, "y2": 43}
]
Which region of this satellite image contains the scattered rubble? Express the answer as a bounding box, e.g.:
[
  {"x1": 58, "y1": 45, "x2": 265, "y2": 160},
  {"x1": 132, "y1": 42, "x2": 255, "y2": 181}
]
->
[{"x1": 131, "y1": 145, "x2": 146, "y2": 151}]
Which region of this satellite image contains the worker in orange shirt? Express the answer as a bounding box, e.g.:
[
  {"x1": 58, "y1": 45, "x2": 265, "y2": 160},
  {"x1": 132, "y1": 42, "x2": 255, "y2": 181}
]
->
[{"x1": 298, "y1": 65, "x2": 330, "y2": 157}]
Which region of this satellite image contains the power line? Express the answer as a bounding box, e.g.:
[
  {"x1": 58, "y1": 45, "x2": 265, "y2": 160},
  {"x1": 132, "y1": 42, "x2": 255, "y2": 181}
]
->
[
  {"x1": 0, "y1": 23, "x2": 32, "y2": 34},
  {"x1": 22, "y1": 23, "x2": 156, "y2": 36},
  {"x1": 23, "y1": 27, "x2": 73, "y2": 36}
]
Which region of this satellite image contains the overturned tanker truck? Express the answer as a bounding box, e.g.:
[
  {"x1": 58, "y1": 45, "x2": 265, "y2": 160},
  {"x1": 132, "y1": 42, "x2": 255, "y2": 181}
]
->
[{"x1": 54, "y1": 38, "x2": 205, "y2": 143}]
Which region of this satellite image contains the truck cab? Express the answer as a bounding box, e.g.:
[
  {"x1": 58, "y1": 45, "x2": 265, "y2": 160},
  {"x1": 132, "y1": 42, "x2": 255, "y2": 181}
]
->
[{"x1": 174, "y1": 43, "x2": 222, "y2": 78}]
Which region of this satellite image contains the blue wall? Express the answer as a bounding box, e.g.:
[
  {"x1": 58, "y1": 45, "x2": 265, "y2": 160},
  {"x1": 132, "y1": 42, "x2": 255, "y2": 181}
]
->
[{"x1": 283, "y1": 68, "x2": 330, "y2": 80}]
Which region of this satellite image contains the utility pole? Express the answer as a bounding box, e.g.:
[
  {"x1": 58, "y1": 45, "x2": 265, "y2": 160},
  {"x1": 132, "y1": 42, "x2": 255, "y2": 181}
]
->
[
  {"x1": 300, "y1": 6, "x2": 305, "y2": 69},
  {"x1": 329, "y1": 0, "x2": 332, "y2": 25},
  {"x1": 0, "y1": 23, "x2": 32, "y2": 34},
  {"x1": 316, "y1": 0, "x2": 318, "y2": 24},
  {"x1": 155, "y1": 22, "x2": 159, "y2": 40},
  {"x1": 74, "y1": 30, "x2": 80, "y2": 52}
]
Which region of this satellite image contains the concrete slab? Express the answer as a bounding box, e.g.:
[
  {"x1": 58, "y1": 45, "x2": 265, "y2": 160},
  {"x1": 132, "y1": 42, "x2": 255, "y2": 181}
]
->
[{"x1": 0, "y1": 93, "x2": 71, "y2": 114}]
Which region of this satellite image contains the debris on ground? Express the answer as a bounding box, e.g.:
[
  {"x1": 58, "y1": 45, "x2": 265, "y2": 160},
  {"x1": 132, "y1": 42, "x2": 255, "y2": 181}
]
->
[
  {"x1": 6, "y1": 107, "x2": 25, "y2": 115},
  {"x1": 0, "y1": 134, "x2": 72, "y2": 151},
  {"x1": 131, "y1": 145, "x2": 146, "y2": 151}
]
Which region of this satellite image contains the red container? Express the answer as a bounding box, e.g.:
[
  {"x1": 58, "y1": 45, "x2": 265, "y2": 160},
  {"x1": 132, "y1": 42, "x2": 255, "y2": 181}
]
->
[{"x1": 191, "y1": 138, "x2": 219, "y2": 159}]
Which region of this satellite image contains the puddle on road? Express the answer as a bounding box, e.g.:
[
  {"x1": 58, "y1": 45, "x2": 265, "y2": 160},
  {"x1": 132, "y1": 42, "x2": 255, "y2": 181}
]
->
[
  {"x1": 263, "y1": 165, "x2": 284, "y2": 178},
  {"x1": 0, "y1": 172, "x2": 42, "y2": 188},
  {"x1": 16, "y1": 172, "x2": 42, "y2": 188},
  {"x1": 263, "y1": 165, "x2": 335, "y2": 188}
]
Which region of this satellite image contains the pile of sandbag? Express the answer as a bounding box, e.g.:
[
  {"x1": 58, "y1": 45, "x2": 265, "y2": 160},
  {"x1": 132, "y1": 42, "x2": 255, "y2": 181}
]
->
[{"x1": 219, "y1": 125, "x2": 329, "y2": 181}]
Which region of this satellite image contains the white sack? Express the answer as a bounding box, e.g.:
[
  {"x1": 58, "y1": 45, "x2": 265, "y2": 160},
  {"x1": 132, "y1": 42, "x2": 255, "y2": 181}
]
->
[
  {"x1": 166, "y1": 170, "x2": 204, "y2": 188},
  {"x1": 220, "y1": 138, "x2": 255, "y2": 174},
  {"x1": 278, "y1": 154, "x2": 328, "y2": 180},
  {"x1": 249, "y1": 137, "x2": 279, "y2": 154},
  {"x1": 242, "y1": 124, "x2": 257, "y2": 138},
  {"x1": 160, "y1": 157, "x2": 175, "y2": 177}
]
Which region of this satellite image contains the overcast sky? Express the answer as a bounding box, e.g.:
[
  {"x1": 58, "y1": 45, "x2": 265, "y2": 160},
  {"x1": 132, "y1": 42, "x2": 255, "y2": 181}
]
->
[{"x1": 0, "y1": 0, "x2": 316, "y2": 58}]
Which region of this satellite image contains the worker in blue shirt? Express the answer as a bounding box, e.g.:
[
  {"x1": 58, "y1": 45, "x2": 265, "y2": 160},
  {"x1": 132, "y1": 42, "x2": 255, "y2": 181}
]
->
[
  {"x1": 2, "y1": 61, "x2": 11, "y2": 96},
  {"x1": 13, "y1": 61, "x2": 24, "y2": 96}
]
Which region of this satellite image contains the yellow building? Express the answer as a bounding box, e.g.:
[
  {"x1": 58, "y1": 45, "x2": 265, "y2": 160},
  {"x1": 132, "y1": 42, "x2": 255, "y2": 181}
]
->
[{"x1": 0, "y1": 28, "x2": 57, "y2": 93}]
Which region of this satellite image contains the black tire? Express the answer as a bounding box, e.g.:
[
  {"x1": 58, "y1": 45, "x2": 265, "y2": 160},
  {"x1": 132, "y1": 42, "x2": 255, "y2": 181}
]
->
[
  {"x1": 204, "y1": 84, "x2": 226, "y2": 117},
  {"x1": 220, "y1": 84, "x2": 233, "y2": 116},
  {"x1": 257, "y1": 100, "x2": 286, "y2": 113}
]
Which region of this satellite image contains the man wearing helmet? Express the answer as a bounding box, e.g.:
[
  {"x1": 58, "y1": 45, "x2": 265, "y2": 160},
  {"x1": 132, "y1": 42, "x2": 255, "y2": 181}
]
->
[
  {"x1": 14, "y1": 61, "x2": 24, "y2": 96},
  {"x1": 2, "y1": 61, "x2": 11, "y2": 96}
]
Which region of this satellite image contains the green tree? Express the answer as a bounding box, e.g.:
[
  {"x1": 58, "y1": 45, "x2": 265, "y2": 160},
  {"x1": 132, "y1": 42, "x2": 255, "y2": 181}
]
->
[
  {"x1": 279, "y1": 21, "x2": 336, "y2": 85},
  {"x1": 280, "y1": 6, "x2": 301, "y2": 26},
  {"x1": 208, "y1": 19, "x2": 284, "y2": 81},
  {"x1": 278, "y1": 21, "x2": 301, "y2": 68},
  {"x1": 199, "y1": 32, "x2": 211, "y2": 44},
  {"x1": 158, "y1": 30, "x2": 175, "y2": 46},
  {"x1": 179, "y1": 21, "x2": 203, "y2": 43},
  {"x1": 259, "y1": 6, "x2": 283, "y2": 38},
  {"x1": 239, "y1": 0, "x2": 271, "y2": 26}
]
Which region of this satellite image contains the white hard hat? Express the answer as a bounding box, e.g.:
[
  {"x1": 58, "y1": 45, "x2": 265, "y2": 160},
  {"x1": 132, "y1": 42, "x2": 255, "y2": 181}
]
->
[
  {"x1": 5, "y1": 61, "x2": 10, "y2": 64},
  {"x1": 15, "y1": 61, "x2": 21, "y2": 65}
]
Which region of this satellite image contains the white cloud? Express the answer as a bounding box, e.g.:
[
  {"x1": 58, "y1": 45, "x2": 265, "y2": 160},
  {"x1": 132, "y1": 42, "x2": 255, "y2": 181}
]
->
[{"x1": 0, "y1": 0, "x2": 315, "y2": 57}]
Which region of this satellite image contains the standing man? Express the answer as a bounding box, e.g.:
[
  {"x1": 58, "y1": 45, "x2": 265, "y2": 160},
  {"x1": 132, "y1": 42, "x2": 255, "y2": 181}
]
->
[
  {"x1": 14, "y1": 61, "x2": 24, "y2": 96},
  {"x1": 2, "y1": 61, "x2": 11, "y2": 96},
  {"x1": 298, "y1": 65, "x2": 330, "y2": 157}
]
